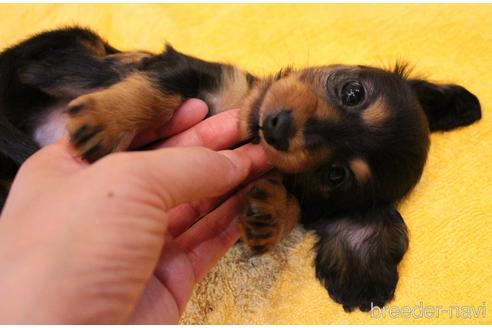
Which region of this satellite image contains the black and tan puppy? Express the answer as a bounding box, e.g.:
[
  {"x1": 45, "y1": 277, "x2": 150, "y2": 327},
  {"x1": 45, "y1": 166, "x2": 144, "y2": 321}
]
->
[{"x1": 0, "y1": 27, "x2": 481, "y2": 312}]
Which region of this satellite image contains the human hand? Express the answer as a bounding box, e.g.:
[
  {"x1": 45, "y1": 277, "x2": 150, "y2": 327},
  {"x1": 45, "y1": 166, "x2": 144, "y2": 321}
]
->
[{"x1": 0, "y1": 99, "x2": 269, "y2": 324}]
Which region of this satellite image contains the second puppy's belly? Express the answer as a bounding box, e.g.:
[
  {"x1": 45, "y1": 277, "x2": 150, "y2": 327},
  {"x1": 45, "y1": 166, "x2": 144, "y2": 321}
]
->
[{"x1": 33, "y1": 104, "x2": 67, "y2": 146}]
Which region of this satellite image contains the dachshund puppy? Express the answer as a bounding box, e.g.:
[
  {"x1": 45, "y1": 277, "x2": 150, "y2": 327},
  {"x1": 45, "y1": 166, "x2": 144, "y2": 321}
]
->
[{"x1": 0, "y1": 27, "x2": 481, "y2": 312}]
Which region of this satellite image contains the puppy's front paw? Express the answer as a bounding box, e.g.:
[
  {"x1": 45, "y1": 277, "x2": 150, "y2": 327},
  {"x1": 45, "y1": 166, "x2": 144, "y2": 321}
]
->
[
  {"x1": 66, "y1": 95, "x2": 134, "y2": 162},
  {"x1": 323, "y1": 272, "x2": 397, "y2": 313},
  {"x1": 241, "y1": 177, "x2": 299, "y2": 255}
]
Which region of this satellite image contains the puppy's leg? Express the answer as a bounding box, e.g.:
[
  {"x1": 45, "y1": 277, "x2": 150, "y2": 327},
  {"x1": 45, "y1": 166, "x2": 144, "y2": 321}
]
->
[
  {"x1": 314, "y1": 207, "x2": 408, "y2": 312},
  {"x1": 66, "y1": 72, "x2": 183, "y2": 161},
  {"x1": 241, "y1": 175, "x2": 300, "y2": 254},
  {"x1": 66, "y1": 46, "x2": 253, "y2": 162}
]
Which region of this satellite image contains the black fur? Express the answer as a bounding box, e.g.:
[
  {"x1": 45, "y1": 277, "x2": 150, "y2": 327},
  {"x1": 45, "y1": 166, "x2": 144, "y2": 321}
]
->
[
  {"x1": 408, "y1": 79, "x2": 482, "y2": 131},
  {"x1": 140, "y1": 45, "x2": 225, "y2": 105},
  {"x1": 313, "y1": 207, "x2": 408, "y2": 312}
]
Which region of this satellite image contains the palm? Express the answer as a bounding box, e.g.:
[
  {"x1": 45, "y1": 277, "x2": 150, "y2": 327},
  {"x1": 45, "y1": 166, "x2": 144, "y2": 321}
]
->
[{"x1": 131, "y1": 237, "x2": 197, "y2": 324}]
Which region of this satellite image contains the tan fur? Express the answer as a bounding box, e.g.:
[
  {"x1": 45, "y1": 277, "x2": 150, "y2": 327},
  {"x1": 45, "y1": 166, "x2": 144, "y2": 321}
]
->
[
  {"x1": 80, "y1": 39, "x2": 107, "y2": 57},
  {"x1": 260, "y1": 75, "x2": 318, "y2": 124},
  {"x1": 261, "y1": 140, "x2": 330, "y2": 174},
  {"x1": 238, "y1": 78, "x2": 272, "y2": 139},
  {"x1": 241, "y1": 177, "x2": 300, "y2": 253},
  {"x1": 318, "y1": 230, "x2": 348, "y2": 279},
  {"x1": 362, "y1": 98, "x2": 390, "y2": 126},
  {"x1": 257, "y1": 75, "x2": 333, "y2": 172},
  {"x1": 105, "y1": 51, "x2": 152, "y2": 64},
  {"x1": 206, "y1": 66, "x2": 250, "y2": 114},
  {"x1": 350, "y1": 158, "x2": 371, "y2": 183},
  {"x1": 275, "y1": 67, "x2": 294, "y2": 80},
  {"x1": 66, "y1": 72, "x2": 182, "y2": 157}
]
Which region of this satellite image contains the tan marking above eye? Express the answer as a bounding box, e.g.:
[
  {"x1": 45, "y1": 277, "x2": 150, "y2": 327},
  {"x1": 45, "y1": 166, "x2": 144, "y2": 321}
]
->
[
  {"x1": 350, "y1": 158, "x2": 371, "y2": 183},
  {"x1": 362, "y1": 98, "x2": 390, "y2": 126}
]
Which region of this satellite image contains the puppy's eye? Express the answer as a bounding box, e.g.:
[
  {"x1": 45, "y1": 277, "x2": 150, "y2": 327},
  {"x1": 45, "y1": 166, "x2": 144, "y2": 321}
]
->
[
  {"x1": 341, "y1": 81, "x2": 365, "y2": 107},
  {"x1": 328, "y1": 165, "x2": 347, "y2": 184}
]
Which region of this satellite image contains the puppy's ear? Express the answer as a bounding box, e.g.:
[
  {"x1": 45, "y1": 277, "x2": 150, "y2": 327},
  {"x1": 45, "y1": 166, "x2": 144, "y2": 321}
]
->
[
  {"x1": 408, "y1": 79, "x2": 481, "y2": 132},
  {"x1": 313, "y1": 206, "x2": 408, "y2": 312}
]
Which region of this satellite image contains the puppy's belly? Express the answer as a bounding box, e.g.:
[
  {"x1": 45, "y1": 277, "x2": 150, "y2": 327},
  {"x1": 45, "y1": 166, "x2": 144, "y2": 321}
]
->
[{"x1": 33, "y1": 105, "x2": 67, "y2": 146}]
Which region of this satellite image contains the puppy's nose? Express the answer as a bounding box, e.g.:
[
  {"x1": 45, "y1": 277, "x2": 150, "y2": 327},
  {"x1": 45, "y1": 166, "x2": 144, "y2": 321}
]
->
[{"x1": 262, "y1": 110, "x2": 294, "y2": 151}]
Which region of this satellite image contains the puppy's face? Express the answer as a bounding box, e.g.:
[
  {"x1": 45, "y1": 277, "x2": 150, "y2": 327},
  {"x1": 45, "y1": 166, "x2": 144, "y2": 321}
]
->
[
  {"x1": 241, "y1": 64, "x2": 480, "y2": 210},
  {"x1": 239, "y1": 63, "x2": 480, "y2": 312}
]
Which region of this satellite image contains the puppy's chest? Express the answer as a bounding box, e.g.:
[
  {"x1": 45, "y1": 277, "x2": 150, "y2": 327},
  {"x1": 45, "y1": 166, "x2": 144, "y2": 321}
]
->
[
  {"x1": 203, "y1": 68, "x2": 250, "y2": 115},
  {"x1": 33, "y1": 103, "x2": 67, "y2": 146}
]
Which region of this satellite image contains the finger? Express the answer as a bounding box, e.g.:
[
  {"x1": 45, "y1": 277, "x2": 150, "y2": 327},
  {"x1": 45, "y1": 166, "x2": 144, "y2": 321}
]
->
[
  {"x1": 150, "y1": 192, "x2": 243, "y2": 314},
  {"x1": 165, "y1": 144, "x2": 271, "y2": 236},
  {"x1": 157, "y1": 99, "x2": 208, "y2": 138},
  {"x1": 128, "y1": 276, "x2": 180, "y2": 324},
  {"x1": 130, "y1": 99, "x2": 208, "y2": 149},
  {"x1": 156, "y1": 108, "x2": 242, "y2": 150},
  {"x1": 167, "y1": 198, "x2": 223, "y2": 237},
  {"x1": 150, "y1": 189, "x2": 243, "y2": 317},
  {"x1": 146, "y1": 192, "x2": 243, "y2": 319},
  {"x1": 99, "y1": 145, "x2": 265, "y2": 210},
  {"x1": 231, "y1": 143, "x2": 272, "y2": 181},
  {"x1": 175, "y1": 189, "x2": 245, "y2": 282}
]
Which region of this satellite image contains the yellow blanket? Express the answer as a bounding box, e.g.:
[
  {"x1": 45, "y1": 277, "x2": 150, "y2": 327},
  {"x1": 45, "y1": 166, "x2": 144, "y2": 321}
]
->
[{"x1": 0, "y1": 4, "x2": 490, "y2": 324}]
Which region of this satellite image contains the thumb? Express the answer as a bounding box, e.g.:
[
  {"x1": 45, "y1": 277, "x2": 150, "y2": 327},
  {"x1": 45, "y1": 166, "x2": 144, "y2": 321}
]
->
[{"x1": 101, "y1": 146, "x2": 253, "y2": 210}]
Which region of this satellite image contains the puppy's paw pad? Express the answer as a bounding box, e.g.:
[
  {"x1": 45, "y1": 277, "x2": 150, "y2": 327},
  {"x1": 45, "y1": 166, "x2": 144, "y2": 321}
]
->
[
  {"x1": 241, "y1": 180, "x2": 285, "y2": 255},
  {"x1": 331, "y1": 284, "x2": 395, "y2": 313},
  {"x1": 248, "y1": 186, "x2": 268, "y2": 200},
  {"x1": 66, "y1": 96, "x2": 132, "y2": 162}
]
